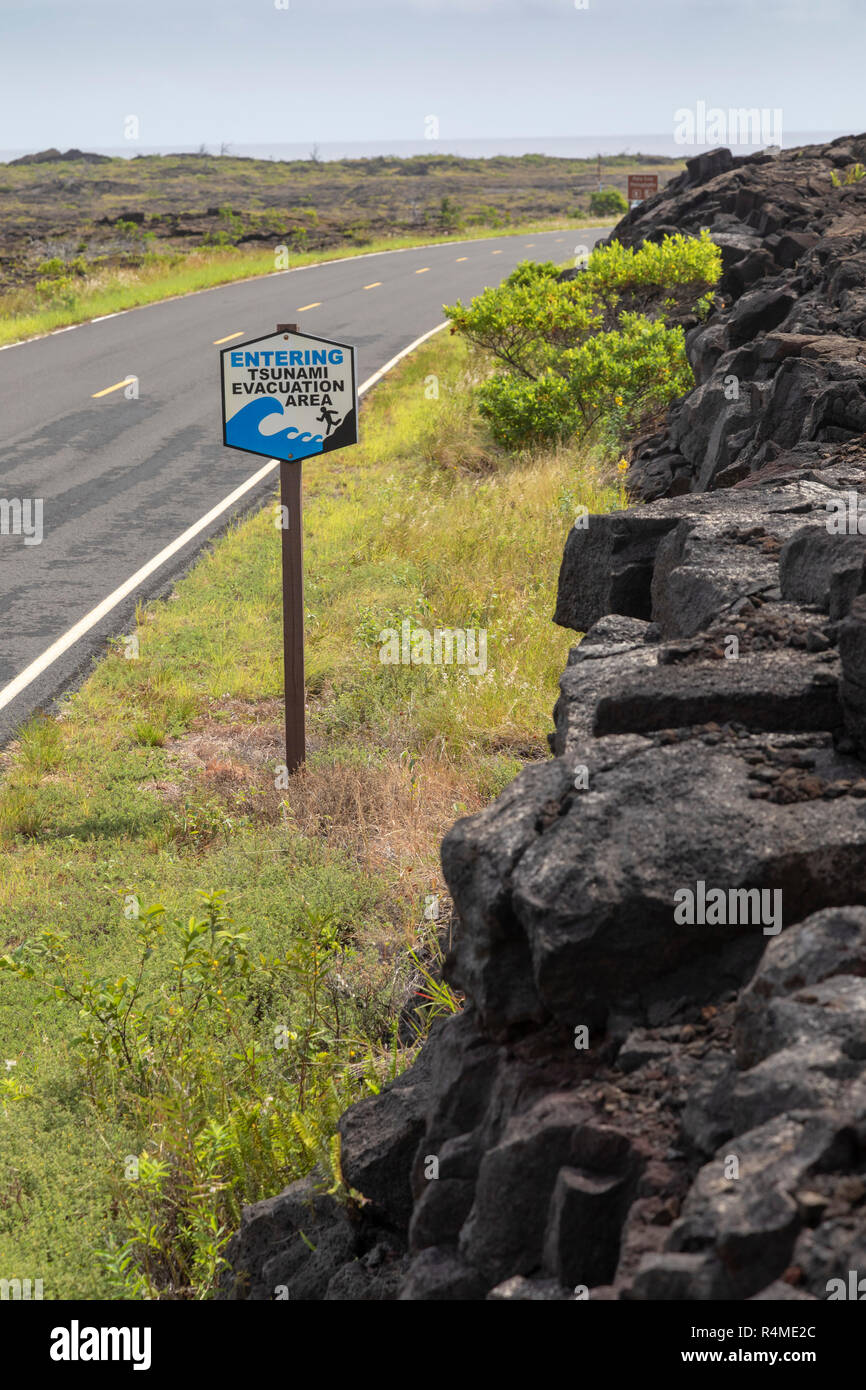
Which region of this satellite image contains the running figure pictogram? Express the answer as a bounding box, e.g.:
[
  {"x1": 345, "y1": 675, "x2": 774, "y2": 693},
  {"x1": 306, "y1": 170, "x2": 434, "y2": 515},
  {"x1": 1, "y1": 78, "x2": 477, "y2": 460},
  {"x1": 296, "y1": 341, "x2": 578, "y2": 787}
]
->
[{"x1": 316, "y1": 405, "x2": 341, "y2": 436}]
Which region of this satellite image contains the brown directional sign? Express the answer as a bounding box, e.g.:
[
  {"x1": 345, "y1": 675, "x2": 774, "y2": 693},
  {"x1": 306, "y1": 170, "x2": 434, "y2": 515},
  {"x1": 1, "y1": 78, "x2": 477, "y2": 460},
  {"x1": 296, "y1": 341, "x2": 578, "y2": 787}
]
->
[{"x1": 628, "y1": 174, "x2": 659, "y2": 202}]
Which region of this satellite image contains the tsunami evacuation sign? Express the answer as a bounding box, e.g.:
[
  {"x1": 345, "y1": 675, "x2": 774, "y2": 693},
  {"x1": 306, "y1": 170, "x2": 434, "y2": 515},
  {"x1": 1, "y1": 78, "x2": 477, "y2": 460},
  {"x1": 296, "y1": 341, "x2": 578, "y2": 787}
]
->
[
  {"x1": 220, "y1": 327, "x2": 358, "y2": 462},
  {"x1": 218, "y1": 321, "x2": 359, "y2": 777}
]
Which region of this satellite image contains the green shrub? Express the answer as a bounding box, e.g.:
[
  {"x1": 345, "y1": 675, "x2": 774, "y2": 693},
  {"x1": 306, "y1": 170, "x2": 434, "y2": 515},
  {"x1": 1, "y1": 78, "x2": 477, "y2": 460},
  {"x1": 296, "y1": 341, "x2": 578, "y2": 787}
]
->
[
  {"x1": 34, "y1": 254, "x2": 84, "y2": 306},
  {"x1": 589, "y1": 187, "x2": 629, "y2": 217},
  {"x1": 115, "y1": 219, "x2": 144, "y2": 240},
  {"x1": 476, "y1": 313, "x2": 692, "y2": 449},
  {"x1": 438, "y1": 196, "x2": 462, "y2": 232},
  {"x1": 445, "y1": 230, "x2": 721, "y2": 452},
  {"x1": 201, "y1": 207, "x2": 246, "y2": 249},
  {"x1": 467, "y1": 204, "x2": 508, "y2": 228}
]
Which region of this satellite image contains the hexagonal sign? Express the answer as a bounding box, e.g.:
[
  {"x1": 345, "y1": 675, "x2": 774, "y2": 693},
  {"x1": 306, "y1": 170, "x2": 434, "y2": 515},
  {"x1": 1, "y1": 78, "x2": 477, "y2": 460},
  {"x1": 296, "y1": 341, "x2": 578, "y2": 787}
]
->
[{"x1": 220, "y1": 328, "x2": 357, "y2": 462}]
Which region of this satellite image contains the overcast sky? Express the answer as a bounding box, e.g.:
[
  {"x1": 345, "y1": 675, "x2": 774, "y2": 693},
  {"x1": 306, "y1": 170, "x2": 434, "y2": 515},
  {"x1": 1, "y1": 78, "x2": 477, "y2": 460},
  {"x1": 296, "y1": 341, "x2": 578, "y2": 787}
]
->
[{"x1": 1, "y1": 0, "x2": 862, "y2": 152}]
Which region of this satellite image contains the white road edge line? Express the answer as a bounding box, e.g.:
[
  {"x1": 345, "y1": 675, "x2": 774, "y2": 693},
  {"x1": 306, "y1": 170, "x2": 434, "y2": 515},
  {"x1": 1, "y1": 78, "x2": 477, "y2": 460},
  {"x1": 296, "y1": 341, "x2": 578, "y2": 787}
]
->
[{"x1": 0, "y1": 320, "x2": 450, "y2": 716}]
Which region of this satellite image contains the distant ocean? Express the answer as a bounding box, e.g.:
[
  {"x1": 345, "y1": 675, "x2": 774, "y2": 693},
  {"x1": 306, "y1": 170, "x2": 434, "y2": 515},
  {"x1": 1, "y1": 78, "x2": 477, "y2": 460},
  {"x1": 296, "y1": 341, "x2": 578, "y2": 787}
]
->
[{"x1": 0, "y1": 132, "x2": 852, "y2": 164}]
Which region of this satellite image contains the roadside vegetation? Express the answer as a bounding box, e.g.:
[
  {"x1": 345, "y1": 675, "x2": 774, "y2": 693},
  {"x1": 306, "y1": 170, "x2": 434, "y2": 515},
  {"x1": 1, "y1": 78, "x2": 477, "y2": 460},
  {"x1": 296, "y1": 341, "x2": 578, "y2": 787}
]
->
[
  {"x1": 0, "y1": 148, "x2": 683, "y2": 346},
  {"x1": 589, "y1": 187, "x2": 629, "y2": 217},
  {"x1": 0, "y1": 231, "x2": 708, "y2": 1299},
  {"x1": 446, "y1": 230, "x2": 721, "y2": 454},
  {"x1": 0, "y1": 220, "x2": 596, "y2": 349}
]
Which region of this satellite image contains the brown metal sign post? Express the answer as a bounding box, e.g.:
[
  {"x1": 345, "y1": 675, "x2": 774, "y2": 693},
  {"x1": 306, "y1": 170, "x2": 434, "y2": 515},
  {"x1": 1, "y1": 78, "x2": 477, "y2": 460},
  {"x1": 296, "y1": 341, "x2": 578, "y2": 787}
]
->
[
  {"x1": 275, "y1": 322, "x2": 305, "y2": 772},
  {"x1": 219, "y1": 321, "x2": 359, "y2": 774}
]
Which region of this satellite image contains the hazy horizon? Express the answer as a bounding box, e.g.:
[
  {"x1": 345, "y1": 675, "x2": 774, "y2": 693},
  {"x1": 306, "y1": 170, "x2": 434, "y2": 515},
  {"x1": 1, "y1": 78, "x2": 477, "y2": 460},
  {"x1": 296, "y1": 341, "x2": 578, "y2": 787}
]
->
[{"x1": 0, "y1": 130, "x2": 855, "y2": 167}]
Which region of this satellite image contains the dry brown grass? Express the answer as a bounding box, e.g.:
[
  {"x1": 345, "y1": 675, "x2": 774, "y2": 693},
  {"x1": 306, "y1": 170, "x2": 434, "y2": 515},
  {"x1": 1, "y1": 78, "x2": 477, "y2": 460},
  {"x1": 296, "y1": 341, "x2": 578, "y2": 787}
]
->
[
  {"x1": 155, "y1": 700, "x2": 485, "y2": 880},
  {"x1": 281, "y1": 752, "x2": 484, "y2": 871},
  {"x1": 134, "y1": 701, "x2": 470, "y2": 1031}
]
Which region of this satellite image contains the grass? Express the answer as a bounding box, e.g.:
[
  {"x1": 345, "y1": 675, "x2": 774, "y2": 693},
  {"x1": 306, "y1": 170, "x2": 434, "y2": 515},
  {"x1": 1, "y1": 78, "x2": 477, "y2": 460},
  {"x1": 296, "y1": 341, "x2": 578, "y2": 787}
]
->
[
  {"x1": 0, "y1": 218, "x2": 610, "y2": 350},
  {"x1": 0, "y1": 326, "x2": 626, "y2": 1299}
]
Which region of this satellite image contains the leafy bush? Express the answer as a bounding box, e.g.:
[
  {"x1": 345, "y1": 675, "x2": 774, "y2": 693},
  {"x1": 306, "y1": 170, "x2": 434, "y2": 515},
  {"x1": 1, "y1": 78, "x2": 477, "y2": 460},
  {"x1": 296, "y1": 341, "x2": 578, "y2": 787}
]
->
[
  {"x1": 589, "y1": 187, "x2": 629, "y2": 217},
  {"x1": 477, "y1": 313, "x2": 693, "y2": 450},
  {"x1": 445, "y1": 230, "x2": 721, "y2": 452},
  {"x1": 35, "y1": 276, "x2": 77, "y2": 306},
  {"x1": 33, "y1": 253, "x2": 88, "y2": 306},
  {"x1": 201, "y1": 207, "x2": 246, "y2": 248},
  {"x1": 439, "y1": 196, "x2": 462, "y2": 232},
  {"x1": 467, "y1": 204, "x2": 508, "y2": 228}
]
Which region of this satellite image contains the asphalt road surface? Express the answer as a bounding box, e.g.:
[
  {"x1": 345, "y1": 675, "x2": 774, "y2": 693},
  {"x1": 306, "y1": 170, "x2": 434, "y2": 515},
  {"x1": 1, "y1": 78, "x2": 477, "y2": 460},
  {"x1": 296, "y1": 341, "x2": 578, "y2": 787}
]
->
[{"x1": 0, "y1": 225, "x2": 610, "y2": 745}]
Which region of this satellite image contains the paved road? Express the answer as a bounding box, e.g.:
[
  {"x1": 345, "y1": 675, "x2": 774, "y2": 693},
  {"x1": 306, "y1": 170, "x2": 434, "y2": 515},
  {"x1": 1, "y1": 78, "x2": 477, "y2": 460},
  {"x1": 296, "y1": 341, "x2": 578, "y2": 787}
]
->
[{"x1": 0, "y1": 226, "x2": 609, "y2": 744}]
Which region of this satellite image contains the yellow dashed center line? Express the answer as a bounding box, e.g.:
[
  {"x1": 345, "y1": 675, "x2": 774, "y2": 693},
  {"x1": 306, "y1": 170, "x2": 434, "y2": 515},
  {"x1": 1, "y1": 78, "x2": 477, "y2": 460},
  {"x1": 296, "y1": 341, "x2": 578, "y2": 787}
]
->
[
  {"x1": 415, "y1": 267, "x2": 430, "y2": 274},
  {"x1": 525, "y1": 243, "x2": 535, "y2": 248},
  {"x1": 212, "y1": 331, "x2": 244, "y2": 345},
  {"x1": 91, "y1": 377, "x2": 136, "y2": 398},
  {"x1": 364, "y1": 282, "x2": 382, "y2": 289},
  {"x1": 297, "y1": 302, "x2": 321, "y2": 311},
  {"x1": 456, "y1": 256, "x2": 468, "y2": 261},
  {"x1": 491, "y1": 249, "x2": 503, "y2": 255}
]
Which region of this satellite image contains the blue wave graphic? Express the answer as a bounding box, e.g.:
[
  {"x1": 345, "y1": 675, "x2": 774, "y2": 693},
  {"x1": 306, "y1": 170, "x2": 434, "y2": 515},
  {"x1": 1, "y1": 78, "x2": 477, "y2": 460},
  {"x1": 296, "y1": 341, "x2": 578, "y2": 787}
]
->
[{"x1": 226, "y1": 398, "x2": 324, "y2": 460}]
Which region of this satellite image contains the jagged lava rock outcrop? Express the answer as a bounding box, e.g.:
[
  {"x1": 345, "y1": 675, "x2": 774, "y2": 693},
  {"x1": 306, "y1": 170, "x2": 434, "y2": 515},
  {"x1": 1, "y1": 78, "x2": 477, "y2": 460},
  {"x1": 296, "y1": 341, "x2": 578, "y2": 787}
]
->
[
  {"x1": 614, "y1": 135, "x2": 866, "y2": 501},
  {"x1": 222, "y1": 134, "x2": 866, "y2": 1301}
]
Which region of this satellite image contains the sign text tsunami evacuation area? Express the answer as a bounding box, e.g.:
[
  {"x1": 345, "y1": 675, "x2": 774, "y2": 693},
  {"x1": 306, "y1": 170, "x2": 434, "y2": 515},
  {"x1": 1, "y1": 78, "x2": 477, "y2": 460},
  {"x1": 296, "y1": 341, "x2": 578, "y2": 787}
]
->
[
  {"x1": 220, "y1": 327, "x2": 358, "y2": 462},
  {"x1": 220, "y1": 326, "x2": 359, "y2": 772}
]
